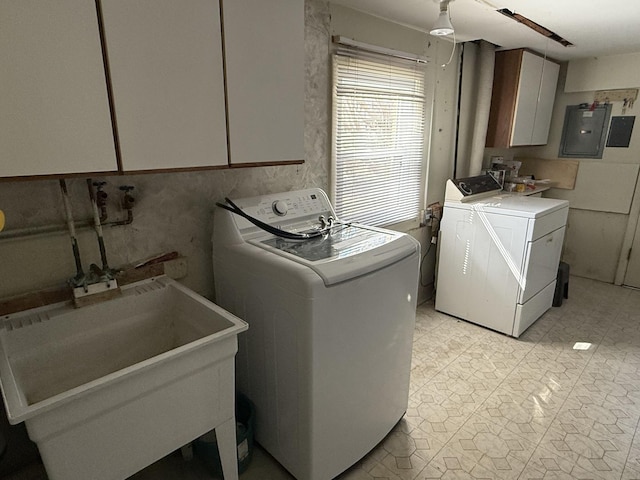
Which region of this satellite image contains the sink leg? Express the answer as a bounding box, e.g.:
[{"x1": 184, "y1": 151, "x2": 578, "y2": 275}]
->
[{"x1": 216, "y1": 417, "x2": 239, "y2": 480}]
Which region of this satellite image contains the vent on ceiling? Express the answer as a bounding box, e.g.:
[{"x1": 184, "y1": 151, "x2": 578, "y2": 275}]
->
[{"x1": 498, "y1": 8, "x2": 574, "y2": 47}]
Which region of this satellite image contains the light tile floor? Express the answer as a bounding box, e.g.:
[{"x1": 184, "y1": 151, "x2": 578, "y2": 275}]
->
[{"x1": 10, "y1": 276, "x2": 640, "y2": 480}]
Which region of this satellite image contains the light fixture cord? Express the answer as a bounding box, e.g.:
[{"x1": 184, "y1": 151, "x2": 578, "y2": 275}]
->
[{"x1": 441, "y1": 25, "x2": 457, "y2": 68}]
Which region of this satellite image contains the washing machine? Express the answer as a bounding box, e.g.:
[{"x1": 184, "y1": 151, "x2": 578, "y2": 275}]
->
[
  {"x1": 212, "y1": 188, "x2": 420, "y2": 480},
  {"x1": 436, "y1": 175, "x2": 569, "y2": 337}
]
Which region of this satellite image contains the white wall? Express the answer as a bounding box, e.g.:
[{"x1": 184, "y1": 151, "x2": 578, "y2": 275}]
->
[
  {"x1": 329, "y1": 4, "x2": 459, "y2": 300},
  {"x1": 0, "y1": 1, "x2": 460, "y2": 304},
  {"x1": 328, "y1": 5, "x2": 459, "y2": 206},
  {"x1": 485, "y1": 52, "x2": 640, "y2": 283},
  {"x1": 565, "y1": 52, "x2": 640, "y2": 92}
]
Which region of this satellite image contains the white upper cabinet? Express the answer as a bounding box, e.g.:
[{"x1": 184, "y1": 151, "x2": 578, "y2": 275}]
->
[
  {"x1": 530, "y1": 56, "x2": 560, "y2": 145},
  {"x1": 0, "y1": 0, "x2": 304, "y2": 178},
  {"x1": 100, "y1": 0, "x2": 228, "y2": 171},
  {"x1": 511, "y1": 51, "x2": 560, "y2": 146},
  {"x1": 222, "y1": 0, "x2": 305, "y2": 165},
  {"x1": 0, "y1": 0, "x2": 118, "y2": 177},
  {"x1": 486, "y1": 49, "x2": 560, "y2": 148}
]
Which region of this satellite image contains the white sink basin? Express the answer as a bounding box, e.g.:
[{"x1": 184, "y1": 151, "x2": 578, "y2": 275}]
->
[{"x1": 0, "y1": 276, "x2": 247, "y2": 480}]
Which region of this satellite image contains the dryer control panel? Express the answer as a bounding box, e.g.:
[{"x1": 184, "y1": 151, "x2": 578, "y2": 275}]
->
[
  {"x1": 445, "y1": 175, "x2": 502, "y2": 203},
  {"x1": 452, "y1": 175, "x2": 501, "y2": 196}
]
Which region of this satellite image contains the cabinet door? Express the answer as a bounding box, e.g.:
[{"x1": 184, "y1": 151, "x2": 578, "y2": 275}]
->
[
  {"x1": 510, "y1": 51, "x2": 543, "y2": 146},
  {"x1": 100, "y1": 0, "x2": 228, "y2": 171},
  {"x1": 511, "y1": 52, "x2": 559, "y2": 147},
  {"x1": 223, "y1": 0, "x2": 304, "y2": 165},
  {"x1": 530, "y1": 59, "x2": 560, "y2": 145},
  {"x1": 0, "y1": 0, "x2": 117, "y2": 177}
]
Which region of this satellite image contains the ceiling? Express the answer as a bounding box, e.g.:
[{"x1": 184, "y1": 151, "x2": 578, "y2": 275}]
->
[{"x1": 331, "y1": 0, "x2": 640, "y2": 62}]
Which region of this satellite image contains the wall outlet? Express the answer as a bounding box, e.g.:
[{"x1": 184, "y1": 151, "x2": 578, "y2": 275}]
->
[{"x1": 424, "y1": 207, "x2": 433, "y2": 225}]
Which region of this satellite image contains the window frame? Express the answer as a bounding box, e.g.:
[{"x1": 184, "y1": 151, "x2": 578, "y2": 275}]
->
[{"x1": 330, "y1": 43, "x2": 431, "y2": 231}]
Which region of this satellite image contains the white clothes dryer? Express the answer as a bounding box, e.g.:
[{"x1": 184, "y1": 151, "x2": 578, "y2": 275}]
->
[
  {"x1": 436, "y1": 175, "x2": 569, "y2": 337},
  {"x1": 212, "y1": 188, "x2": 420, "y2": 480}
]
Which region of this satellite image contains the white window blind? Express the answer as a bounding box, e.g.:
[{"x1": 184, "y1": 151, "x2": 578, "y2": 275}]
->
[{"x1": 332, "y1": 47, "x2": 426, "y2": 227}]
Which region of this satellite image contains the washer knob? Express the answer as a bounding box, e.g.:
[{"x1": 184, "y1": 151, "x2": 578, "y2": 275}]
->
[{"x1": 272, "y1": 200, "x2": 288, "y2": 216}]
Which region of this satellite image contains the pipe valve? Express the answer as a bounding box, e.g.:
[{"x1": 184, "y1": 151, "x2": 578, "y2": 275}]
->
[
  {"x1": 119, "y1": 186, "x2": 136, "y2": 210},
  {"x1": 92, "y1": 181, "x2": 108, "y2": 222},
  {"x1": 93, "y1": 181, "x2": 108, "y2": 203}
]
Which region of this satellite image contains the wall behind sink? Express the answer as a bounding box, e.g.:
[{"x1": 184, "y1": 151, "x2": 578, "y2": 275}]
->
[
  {"x1": 0, "y1": 167, "x2": 322, "y2": 299},
  {"x1": 0, "y1": 0, "x2": 459, "y2": 305},
  {"x1": 0, "y1": 1, "x2": 331, "y2": 301}
]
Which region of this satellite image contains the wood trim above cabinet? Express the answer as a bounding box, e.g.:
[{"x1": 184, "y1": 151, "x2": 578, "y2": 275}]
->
[
  {"x1": 229, "y1": 159, "x2": 305, "y2": 169},
  {"x1": 118, "y1": 164, "x2": 229, "y2": 176},
  {"x1": 486, "y1": 49, "x2": 523, "y2": 148},
  {"x1": 0, "y1": 160, "x2": 305, "y2": 182},
  {"x1": 0, "y1": 170, "x2": 119, "y2": 184}
]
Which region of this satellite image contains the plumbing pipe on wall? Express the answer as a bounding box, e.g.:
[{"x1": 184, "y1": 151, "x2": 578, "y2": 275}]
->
[
  {"x1": 455, "y1": 42, "x2": 478, "y2": 177},
  {"x1": 466, "y1": 40, "x2": 496, "y2": 176},
  {"x1": 0, "y1": 183, "x2": 135, "y2": 241},
  {"x1": 59, "y1": 179, "x2": 86, "y2": 288},
  {"x1": 94, "y1": 181, "x2": 108, "y2": 223},
  {"x1": 87, "y1": 179, "x2": 113, "y2": 278}
]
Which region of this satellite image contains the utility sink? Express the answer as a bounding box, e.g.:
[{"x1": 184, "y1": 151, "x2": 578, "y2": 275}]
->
[{"x1": 0, "y1": 276, "x2": 248, "y2": 480}]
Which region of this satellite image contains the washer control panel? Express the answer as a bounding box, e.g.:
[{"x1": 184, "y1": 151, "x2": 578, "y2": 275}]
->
[{"x1": 226, "y1": 188, "x2": 336, "y2": 234}]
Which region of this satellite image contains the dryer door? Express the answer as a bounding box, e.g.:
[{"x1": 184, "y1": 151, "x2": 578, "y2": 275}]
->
[{"x1": 519, "y1": 226, "x2": 565, "y2": 304}]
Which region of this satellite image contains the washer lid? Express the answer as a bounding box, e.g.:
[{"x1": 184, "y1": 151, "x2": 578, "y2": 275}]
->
[
  {"x1": 445, "y1": 194, "x2": 569, "y2": 218},
  {"x1": 251, "y1": 223, "x2": 418, "y2": 285}
]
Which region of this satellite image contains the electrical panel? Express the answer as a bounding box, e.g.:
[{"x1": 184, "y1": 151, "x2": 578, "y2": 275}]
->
[{"x1": 559, "y1": 104, "x2": 612, "y2": 159}]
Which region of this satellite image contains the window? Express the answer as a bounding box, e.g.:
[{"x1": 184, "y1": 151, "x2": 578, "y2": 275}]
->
[{"x1": 331, "y1": 46, "x2": 427, "y2": 227}]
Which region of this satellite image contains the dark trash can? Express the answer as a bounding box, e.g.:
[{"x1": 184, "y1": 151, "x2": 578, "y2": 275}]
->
[
  {"x1": 193, "y1": 392, "x2": 255, "y2": 475},
  {"x1": 553, "y1": 261, "x2": 570, "y2": 307}
]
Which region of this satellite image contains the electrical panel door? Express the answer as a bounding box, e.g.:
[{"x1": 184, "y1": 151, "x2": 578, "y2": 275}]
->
[{"x1": 559, "y1": 104, "x2": 612, "y2": 158}]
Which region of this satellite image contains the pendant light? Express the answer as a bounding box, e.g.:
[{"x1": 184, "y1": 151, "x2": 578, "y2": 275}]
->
[{"x1": 430, "y1": 0, "x2": 454, "y2": 36}]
